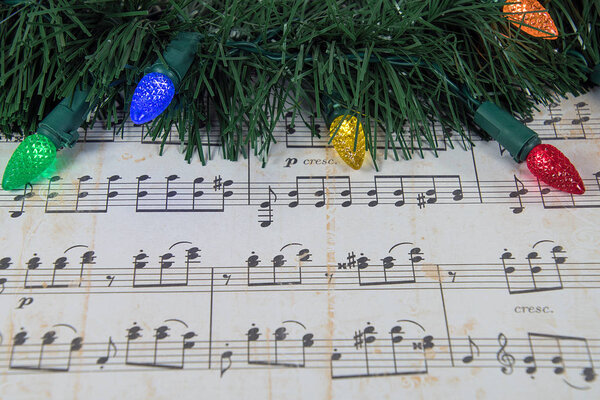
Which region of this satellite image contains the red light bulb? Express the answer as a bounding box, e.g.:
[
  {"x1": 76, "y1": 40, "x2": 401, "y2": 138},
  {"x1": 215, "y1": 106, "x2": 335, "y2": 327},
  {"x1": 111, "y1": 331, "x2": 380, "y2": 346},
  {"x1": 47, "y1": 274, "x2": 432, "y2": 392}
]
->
[{"x1": 526, "y1": 144, "x2": 585, "y2": 195}]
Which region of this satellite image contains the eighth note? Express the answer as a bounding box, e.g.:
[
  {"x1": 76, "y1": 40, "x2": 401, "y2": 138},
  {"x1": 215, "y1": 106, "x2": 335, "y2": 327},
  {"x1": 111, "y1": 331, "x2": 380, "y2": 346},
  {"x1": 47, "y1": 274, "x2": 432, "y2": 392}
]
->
[
  {"x1": 462, "y1": 336, "x2": 480, "y2": 364},
  {"x1": 96, "y1": 337, "x2": 117, "y2": 367}
]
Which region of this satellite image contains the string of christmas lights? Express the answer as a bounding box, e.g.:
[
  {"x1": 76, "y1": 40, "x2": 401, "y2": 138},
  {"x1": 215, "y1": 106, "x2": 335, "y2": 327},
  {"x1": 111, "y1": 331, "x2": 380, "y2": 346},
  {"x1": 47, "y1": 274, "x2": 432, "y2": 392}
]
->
[{"x1": 0, "y1": 0, "x2": 597, "y2": 195}]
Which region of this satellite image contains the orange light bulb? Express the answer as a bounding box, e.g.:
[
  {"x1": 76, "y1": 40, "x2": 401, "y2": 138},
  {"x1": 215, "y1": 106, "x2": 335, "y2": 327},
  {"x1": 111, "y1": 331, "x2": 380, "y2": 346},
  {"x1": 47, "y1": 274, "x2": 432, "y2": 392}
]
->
[{"x1": 503, "y1": 0, "x2": 558, "y2": 40}]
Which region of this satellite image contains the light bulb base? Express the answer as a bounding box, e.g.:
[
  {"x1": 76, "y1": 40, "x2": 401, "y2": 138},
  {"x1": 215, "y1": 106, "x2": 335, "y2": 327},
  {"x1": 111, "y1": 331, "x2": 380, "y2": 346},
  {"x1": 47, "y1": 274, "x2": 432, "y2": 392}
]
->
[
  {"x1": 321, "y1": 93, "x2": 352, "y2": 127},
  {"x1": 146, "y1": 32, "x2": 202, "y2": 90},
  {"x1": 474, "y1": 101, "x2": 541, "y2": 162},
  {"x1": 38, "y1": 87, "x2": 93, "y2": 150},
  {"x1": 590, "y1": 64, "x2": 600, "y2": 86}
]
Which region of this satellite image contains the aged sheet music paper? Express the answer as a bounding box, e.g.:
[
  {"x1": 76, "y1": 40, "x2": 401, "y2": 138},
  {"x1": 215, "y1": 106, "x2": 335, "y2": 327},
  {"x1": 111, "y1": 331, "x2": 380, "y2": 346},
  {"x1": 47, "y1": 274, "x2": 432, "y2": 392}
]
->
[{"x1": 0, "y1": 88, "x2": 599, "y2": 399}]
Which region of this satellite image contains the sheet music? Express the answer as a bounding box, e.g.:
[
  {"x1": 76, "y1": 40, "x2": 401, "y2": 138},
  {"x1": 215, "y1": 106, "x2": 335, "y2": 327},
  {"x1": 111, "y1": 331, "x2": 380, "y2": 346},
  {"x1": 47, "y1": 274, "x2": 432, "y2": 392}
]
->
[{"x1": 1, "y1": 88, "x2": 600, "y2": 399}]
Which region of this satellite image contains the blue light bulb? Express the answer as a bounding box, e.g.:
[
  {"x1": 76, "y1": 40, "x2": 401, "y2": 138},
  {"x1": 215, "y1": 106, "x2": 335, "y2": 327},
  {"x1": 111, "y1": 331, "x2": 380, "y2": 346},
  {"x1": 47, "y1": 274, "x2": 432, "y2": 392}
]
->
[{"x1": 130, "y1": 72, "x2": 175, "y2": 124}]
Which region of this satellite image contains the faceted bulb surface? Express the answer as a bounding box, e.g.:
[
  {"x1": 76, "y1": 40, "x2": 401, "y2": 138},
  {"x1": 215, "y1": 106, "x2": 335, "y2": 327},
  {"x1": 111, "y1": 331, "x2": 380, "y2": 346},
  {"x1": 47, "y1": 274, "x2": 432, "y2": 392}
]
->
[
  {"x1": 526, "y1": 144, "x2": 585, "y2": 195},
  {"x1": 2, "y1": 134, "x2": 57, "y2": 190},
  {"x1": 130, "y1": 72, "x2": 175, "y2": 124},
  {"x1": 329, "y1": 115, "x2": 366, "y2": 170},
  {"x1": 503, "y1": 0, "x2": 558, "y2": 39}
]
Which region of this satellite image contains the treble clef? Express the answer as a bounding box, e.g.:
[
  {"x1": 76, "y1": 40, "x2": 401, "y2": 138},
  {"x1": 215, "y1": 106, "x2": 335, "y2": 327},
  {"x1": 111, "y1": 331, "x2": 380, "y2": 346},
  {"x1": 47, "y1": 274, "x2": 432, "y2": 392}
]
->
[{"x1": 497, "y1": 333, "x2": 515, "y2": 375}]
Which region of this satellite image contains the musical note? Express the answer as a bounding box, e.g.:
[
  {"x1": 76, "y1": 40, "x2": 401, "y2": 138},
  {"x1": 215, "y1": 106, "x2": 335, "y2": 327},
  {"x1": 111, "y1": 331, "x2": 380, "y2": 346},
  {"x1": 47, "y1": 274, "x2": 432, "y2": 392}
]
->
[
  {"x1": 355, "y1": 242, "x2": 420, "y2": 286},
  {"x1": 452, "y1": 178, "x2": 464, "y2": 201},
  {"x1": 125, "y1": 320, "x2": 193, "y2": 369},
  {"x1": 525, "y1": 332, "x2": 596, "y2": 386},
  {"x1": 96, "y1": 337, "x2": 117, "y2": 367},
  {"x1": 569, "y1": 102, "x2": 590, "y2": 138},
  {"x1": 501, "y1": 241, "x2": 564, "y2": 295},
  {"x1": 339, "y1": 178, "x2": 352, "y2": 207},
  {"x1": 285, "y1": 111, "x2": 295, "y2": 135},
  {"x1": 74, "y1": 175, "x2": 92, "y2": 211},
  {"x1": 509, "y1": 175, "x2": 528, "y2": 214},
  {"x1": 9, "y1": 325, "x2": 82, "y2": 372},
  {"x1": 246, "y1": 244, "x2": 306, "y2": 286},
  {"x1": 0, "y1": 257, "x2": 11, "y2": 294},
  {"x1": 135, "y1": 175, "x2": 151, "y2": 211},
  {"x1": 192, "y1": 177, "x2": 205, "y2": 209},
  {"x1": 301, "y1": 333, "x2": 314, "y2": 367},
  {"x1": 367, "y1": 176, "x2": 405, "y2": 207},
  {"x1": 3, "y1": 172, "x2": 600, "y2": 220},
  {"x1": 42, "y1": 175, "x2": 118, "y2": 213},
  {"x1": 461, "y1": 336, "x2": 480, "y2": 364},
  {"x1": 43, "y1": 176, "x2": 61, "y2": 213},
  {"x1": 20, "y1": 246, "x2": 95, "y2": 289},
  {"x1": 164, "y1": 174, "x2": 180, "y2": 210},
  {"x1": 332, "y1": 320, "x2": 431, "y2": 379},
  {"x1": 258, "y1": 186, "x2": 277, "y2": 227},
  {"x1": 288, "y1": 176, "x2": 325, "y2": 208},
  {"x1": 220, "y1": 348, "x2": 233, "y2": 377},
  {"x1": 132, "y1": 243, "x2": 198, "y2": 288},
  {"x1": 104, "y1": 175, "x2": 121, "y2": 209},
  {"x1": 246, "y1": 321, "x2": 310, "y2": 367},
  {"x1": 10, "y1": 183, "x2": 34, "y2": 218},
  {"x1": 425, "y1": 177, "x2": 438, "y2": 205},
  {"x1": 543, "y1": 116, "x2": 562, "y2": 126}
]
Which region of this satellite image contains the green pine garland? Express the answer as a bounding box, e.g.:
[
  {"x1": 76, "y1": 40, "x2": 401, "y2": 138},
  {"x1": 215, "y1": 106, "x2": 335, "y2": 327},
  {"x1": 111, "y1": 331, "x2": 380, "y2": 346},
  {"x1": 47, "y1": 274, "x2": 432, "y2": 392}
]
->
[{"x1": 0, "y1": 0, "x2": 598, "y2": 166}]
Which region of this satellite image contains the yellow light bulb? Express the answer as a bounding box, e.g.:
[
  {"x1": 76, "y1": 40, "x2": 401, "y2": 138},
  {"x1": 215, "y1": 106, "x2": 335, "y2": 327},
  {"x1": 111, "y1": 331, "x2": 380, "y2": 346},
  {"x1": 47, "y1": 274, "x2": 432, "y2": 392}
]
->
[
  {"x1": 503, "y1": 0, "x2": 558, "y2": 40},
  {"x1": 329, "y1": 115, "x2": 366, "y2": 170}
]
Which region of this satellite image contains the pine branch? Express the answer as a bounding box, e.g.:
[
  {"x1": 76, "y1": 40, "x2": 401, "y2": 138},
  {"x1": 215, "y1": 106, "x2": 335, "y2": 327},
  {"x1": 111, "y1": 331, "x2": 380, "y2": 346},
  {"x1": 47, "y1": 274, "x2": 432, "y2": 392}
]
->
[{"x1": 0, "y1": 0, "x2": 598, "y2": 164}]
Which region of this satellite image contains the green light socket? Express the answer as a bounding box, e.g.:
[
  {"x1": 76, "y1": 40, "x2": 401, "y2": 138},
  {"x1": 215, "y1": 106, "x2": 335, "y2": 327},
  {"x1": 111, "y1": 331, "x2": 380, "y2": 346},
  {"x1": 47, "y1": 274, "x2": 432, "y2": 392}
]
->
[
  {"x1": 473, "y1": 102, "x2": 541, "y2": 163},
  {"x1": 321, "y1": 93, "x2": 351, "y2": 127},
  {"x1": 38, "y1": 87, "x2": 93, "y2": 150},
  {"x1": 146, "y1": 32, "x2": 202, "y2": 91}
]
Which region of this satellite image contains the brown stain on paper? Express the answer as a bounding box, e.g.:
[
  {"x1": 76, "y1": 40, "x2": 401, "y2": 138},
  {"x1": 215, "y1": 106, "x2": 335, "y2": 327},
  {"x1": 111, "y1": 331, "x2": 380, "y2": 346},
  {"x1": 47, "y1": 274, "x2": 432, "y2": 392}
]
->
[
  {"x1": 420, "y1": 264, "x2": 443, "y2": 283},
  {"x1": 325, "y1": 146, "x2": 338, "y2": 399}
]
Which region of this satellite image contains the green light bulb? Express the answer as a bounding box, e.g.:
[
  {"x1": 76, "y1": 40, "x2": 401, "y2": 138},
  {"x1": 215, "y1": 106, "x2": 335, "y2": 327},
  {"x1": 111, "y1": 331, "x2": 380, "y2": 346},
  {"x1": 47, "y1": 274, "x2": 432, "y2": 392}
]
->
[{"x1": 2, "y1": 134, "x2": 57, "y2": 190}]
